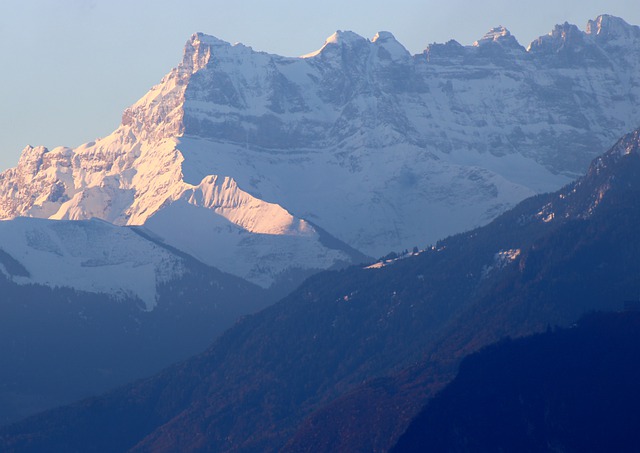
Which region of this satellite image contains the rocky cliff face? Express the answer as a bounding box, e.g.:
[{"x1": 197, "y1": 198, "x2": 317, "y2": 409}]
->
[{"x1": 1, "y1": 14, "x2": 639, "y2": 279}]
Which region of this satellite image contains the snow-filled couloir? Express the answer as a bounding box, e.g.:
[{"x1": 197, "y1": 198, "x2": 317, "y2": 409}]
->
[{"x1": 1, "y1": 14, "x2": 640, "y2": 283}]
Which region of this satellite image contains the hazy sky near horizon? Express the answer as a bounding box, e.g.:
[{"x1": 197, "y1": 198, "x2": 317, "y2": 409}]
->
[{"x1": 0, "y1": 0, "x2": 639, "y2": 170}]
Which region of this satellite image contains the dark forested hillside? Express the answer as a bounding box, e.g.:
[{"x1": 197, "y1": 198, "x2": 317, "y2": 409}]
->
[{"x1": 392, "y1": 311, "x2": 640, "y2": 453}]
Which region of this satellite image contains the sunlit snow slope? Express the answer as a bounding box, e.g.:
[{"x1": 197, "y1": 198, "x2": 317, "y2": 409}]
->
[
  {"x1": 0, "y1": 218, "x2": 185, "y2": 309},
  {"x1": 1, "y1": 14, "x2": 639, "y2": 279}
]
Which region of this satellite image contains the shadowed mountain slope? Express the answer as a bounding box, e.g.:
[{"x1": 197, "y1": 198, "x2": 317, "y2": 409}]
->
[
  {"x1": 3, "y1": 127, "x2": 640, "y2": 451},
  {"x1": 392, "y1": 311, "x2": 640, "y2": 453}
]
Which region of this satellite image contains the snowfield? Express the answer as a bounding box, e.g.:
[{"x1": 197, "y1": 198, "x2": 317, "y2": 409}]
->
[
  {"x1": 0, "y1": 218, "x2": 185, "y2": 309},
  {"x1": 0, "y1": 14, "x2": 639, "y2": 290}
]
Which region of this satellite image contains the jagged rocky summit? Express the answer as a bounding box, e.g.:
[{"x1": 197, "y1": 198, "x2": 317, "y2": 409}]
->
[{"x1": 1, "y1": 14, "x2": 640, "y2": 285}]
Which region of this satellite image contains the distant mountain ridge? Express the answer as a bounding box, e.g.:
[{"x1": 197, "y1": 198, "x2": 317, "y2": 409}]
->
[
  {"x1": 0, "y1": 14, "x2": 639, "y2": 285},
  {"x1": 4, "y1": 120, "x2": 640, "y2": 451},
  {"x1": 283, "y1": 126, "x2": 640, "y2": 452}
]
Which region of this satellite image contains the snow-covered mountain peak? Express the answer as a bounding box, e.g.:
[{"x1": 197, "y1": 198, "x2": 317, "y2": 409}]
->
[
  {"x1": 16, "y1": 145, "x2": 48, "y2": 176},
  {"x1": 372, "y1": 31, "x2": 396, "y2": 42},
  {"x1": 182, "y1": 33, "x2": 221, "y2": 72},
  {"x1": 15, "y1": 145, "x2": 73, "y2": 176},
  {"x1": 182, "y1": 174, "x2": 313, "y2": 237},
  {"x1": 372, "y1": 31, "x2": 411, "y2": 61},
  {"x1": 586, "y1": 15, "x2": 640, "y2": 46},
  {"x1": 474, "y1": 26, "x2": 509, "y2": 43},
  {"x1": 528, "y1": 15, "x2": 640, "y2": 54},
  {"x1": 326, "y1": 30, "x2": 366, "y2": 46},
  {"x1": 181, "y1": 33, "x2": 260, "y2": 74},
  {"x1": 423, "y1": 39, "x2": 465, "y2": 62},
  {"x1": 302, "y1": 30, "x2": 368, "y2": 58},
  {"x1": 527, "y1": 21, "x2": 588, "y2": 54},
  {"x1": 189, "y1": 32, "x2": 230, "y2": 47},
  {"x1": 3, "y1": 16, "x2": 640, "y2": 286},
  {"x1": 473, "y1": 26, "x2": 522, "y2": 49}
]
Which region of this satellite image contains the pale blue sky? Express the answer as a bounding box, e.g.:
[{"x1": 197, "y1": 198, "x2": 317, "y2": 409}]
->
[{"x1": 1, "y1": 0, "x2": 638, "y2": 170}]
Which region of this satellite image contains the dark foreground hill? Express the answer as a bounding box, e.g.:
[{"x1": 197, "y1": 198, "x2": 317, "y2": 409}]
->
[
  {"x1": 2, "y1": 128, "x2": 640, "y2": 452},
  {"x1": 393, "y1": 311, "x2": 640, "y2": 453}
]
